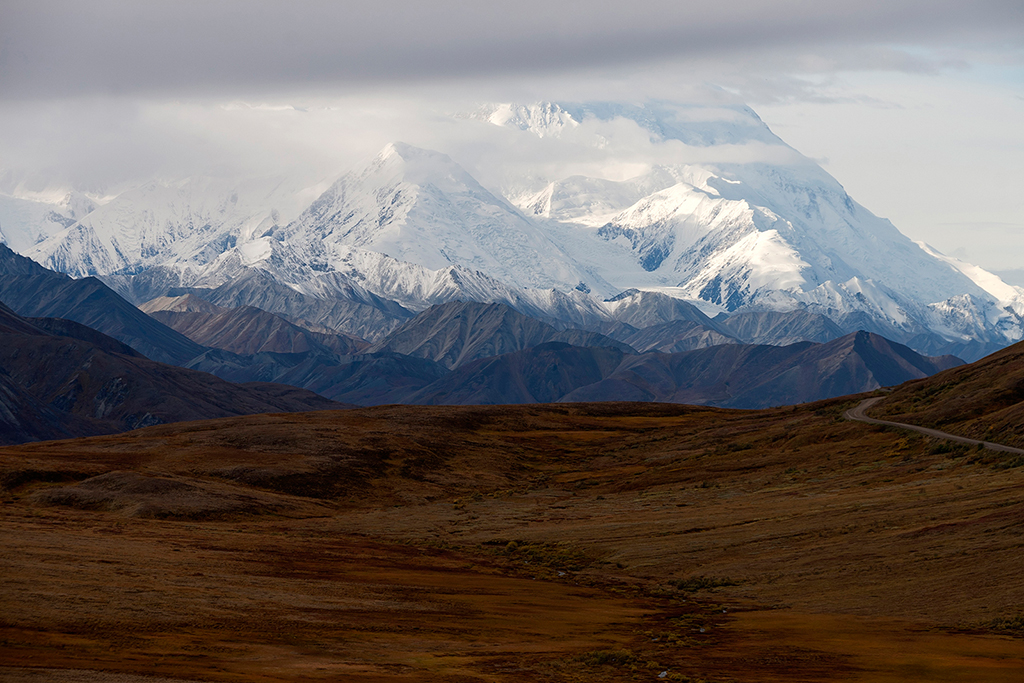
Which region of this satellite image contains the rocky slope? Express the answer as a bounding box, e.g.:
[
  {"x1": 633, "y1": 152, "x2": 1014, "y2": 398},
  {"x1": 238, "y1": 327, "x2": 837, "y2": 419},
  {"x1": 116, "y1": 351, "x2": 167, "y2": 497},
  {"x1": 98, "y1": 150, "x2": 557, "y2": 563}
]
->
[
  {"x1": 370, "y1": 301, "x2": 633, "y2": 369},
  {"x1": 141, "y1": 294, "x2": 368, "y2": 356},
  {"x1": 619, "y1": 319, "x2": 738, "y2": 353},
  {"x1": 718, "y1": 309, "x2": 846, "y2": 346}
]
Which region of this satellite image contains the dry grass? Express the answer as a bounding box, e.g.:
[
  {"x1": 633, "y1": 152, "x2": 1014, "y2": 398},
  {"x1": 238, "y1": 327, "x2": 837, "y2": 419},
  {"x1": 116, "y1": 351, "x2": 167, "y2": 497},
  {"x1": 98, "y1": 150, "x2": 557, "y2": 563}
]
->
[
  {"x1": 2, "y1": 398, "x2": 1024, "y2": 681},
  {"x1": 874, "y1": 339, "x2": 1024, "y2": 450}
]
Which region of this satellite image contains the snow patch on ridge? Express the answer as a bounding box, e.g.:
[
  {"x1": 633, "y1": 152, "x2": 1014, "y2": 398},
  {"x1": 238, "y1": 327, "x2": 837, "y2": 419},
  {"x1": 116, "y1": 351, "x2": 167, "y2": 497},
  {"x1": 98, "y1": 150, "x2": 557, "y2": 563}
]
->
[{"x1": 237, "y1": 236, "x2": 274, "y2": 266}]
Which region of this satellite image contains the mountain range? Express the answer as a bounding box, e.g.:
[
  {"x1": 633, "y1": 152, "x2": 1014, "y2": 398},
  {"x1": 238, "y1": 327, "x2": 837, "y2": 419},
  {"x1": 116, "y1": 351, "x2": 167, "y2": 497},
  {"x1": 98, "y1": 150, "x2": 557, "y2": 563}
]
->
[
  {"x1": 5, "y1": 93, "x2": 1023, "y2": 683},
  {"x1": 407, "y1": 332, "x2": 961, "y2": 409},
  {"x1": 0, "y1": 235, "x2": 965, "y2": 443},
  {"x1": 140, "y1": 294, "x2": 368, "y2": 356},
  {"x1": 0, "y1": 99, "x2": 1015, "y2": 444},
  {"x1": 135, "y1": 289, "x2": 960, "y2": 408},
  {"x1": 0, "y1": 101, "x2": 1019, "y2": 363}
]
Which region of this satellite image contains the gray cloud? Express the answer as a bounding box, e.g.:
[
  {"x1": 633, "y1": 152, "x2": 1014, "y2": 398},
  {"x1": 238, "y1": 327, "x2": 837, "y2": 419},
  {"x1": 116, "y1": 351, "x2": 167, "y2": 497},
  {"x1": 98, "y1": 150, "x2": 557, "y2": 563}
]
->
[
  {"x1": 1, "y1": 0, "x2": 1021, "y2": 100},
  {"x1": 0, "y1": 92, "x2": 807, "y2": 195}
]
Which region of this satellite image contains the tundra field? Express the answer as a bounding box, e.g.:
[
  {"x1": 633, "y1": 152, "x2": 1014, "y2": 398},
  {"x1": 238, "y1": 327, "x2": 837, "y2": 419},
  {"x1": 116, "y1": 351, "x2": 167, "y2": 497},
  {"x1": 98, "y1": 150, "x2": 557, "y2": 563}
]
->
[{"x1": 2, "y1": 376, "x2": 1024, "y2": 682}]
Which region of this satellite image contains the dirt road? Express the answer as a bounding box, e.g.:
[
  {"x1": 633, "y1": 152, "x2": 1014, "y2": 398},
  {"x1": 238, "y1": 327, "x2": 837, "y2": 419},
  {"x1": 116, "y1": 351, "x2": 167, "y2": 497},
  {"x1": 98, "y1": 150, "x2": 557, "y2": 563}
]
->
[{"x1": 845, "y1": 396, "x2": 1024, "y2": 454}]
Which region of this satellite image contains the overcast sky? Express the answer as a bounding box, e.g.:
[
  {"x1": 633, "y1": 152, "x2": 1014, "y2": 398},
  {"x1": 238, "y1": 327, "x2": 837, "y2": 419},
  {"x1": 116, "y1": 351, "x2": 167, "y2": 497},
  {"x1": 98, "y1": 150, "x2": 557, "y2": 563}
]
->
[{"x1": 1, "y1": 0, "x2": 1022, "y2": 270}]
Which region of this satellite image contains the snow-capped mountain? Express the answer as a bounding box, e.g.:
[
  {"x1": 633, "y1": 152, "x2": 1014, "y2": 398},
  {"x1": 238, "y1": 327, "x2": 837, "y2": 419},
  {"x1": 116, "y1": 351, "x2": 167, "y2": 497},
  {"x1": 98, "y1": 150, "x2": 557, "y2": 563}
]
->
[
  {"x1": 473, "y1": 100, "x2": 784, "y2": 147},
  {"x1": 1, "y1": 100, "x2": 1020, "y2": 360},
  {"x1": 484, "y1": 102, "x2": 1024, "y2": 351},
  {"x1": 25, "y1": 174, "x2": 333, "y2": 279},
  {"x1": 478, "y1": 102, "x2": 580, "y2": 138},
  {"x1": 0, "y1": 190, "x2": 97, "y2": 254},
  {"x1": 529, "y1": 159, "x2": 1011, "y2": 341},
  {"x1": 276, "y1": 142, "x2": 605, "y2": 293}
]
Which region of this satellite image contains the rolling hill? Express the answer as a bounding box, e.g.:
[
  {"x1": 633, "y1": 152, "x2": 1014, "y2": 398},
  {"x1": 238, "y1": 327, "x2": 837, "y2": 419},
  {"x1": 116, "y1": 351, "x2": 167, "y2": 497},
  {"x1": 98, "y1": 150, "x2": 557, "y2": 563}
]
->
[
  {"x1": 871, "y1": 338, "x2": 1024, "y2": 450},
  {"x1": 2, "y1": 387, "x2": 1022, "y2": 681}
]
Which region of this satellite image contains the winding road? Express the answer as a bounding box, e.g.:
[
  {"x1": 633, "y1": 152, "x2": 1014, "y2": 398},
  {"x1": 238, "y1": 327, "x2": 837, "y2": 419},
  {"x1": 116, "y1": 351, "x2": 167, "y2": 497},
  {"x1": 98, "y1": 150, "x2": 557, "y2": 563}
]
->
[{"x1": 844, "y1": 397, "x2": 1024, "y2": 455}]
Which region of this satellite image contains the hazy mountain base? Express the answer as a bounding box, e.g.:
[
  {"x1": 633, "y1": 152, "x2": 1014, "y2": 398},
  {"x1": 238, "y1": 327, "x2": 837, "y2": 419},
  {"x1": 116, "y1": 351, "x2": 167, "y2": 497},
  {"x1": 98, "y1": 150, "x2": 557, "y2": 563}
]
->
[
  {"x1": 137, "y1": 291, "x2": 961, "y2": 410},
  {"x1": 0, "y1": 243, "x2": 966, "y2": 435}
]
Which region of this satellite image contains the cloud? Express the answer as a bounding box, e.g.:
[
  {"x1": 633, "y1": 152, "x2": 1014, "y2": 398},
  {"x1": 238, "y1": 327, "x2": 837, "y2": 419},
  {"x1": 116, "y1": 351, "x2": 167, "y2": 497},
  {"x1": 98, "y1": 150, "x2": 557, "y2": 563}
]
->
[
  {"x1": 1, "y1": 1, "x2": 1021, "y2": 100},
  {"x1": 0, "y1": 93, "x2": 811, "y2": 195},
  {"x1": 0, "y1": 1, "x2": 1018, "y2": 272}
]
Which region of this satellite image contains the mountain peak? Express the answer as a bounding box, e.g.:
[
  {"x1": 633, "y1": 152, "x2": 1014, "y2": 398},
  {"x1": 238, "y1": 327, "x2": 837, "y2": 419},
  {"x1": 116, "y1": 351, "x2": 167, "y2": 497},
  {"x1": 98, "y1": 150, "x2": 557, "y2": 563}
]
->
[
  {"x1": 480, "y1": 102, "x2": 580, "y2": 138},
  {"x1": 477, "y1": 100, "x2": 782, "y2": 147},
  {"x1": 284, "y1": 141, "x2": 598, "y2": 292},
  {"x1": 364, "y1": 141, "x2": 472, "y2": 191},
  {"x1": 379, "y1": 141, "x2": 443, "y2": 164}
]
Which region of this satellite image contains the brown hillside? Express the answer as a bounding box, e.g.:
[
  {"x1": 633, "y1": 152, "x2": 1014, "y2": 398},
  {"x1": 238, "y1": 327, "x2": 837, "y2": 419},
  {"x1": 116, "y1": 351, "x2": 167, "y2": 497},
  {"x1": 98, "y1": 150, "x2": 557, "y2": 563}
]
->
[
  {"x1": 1, "y1": 400, "x2": 1023, "y2": 681},
  {"x1": 872, "y1": 339, "x2": 1024, "y2": 450}
]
